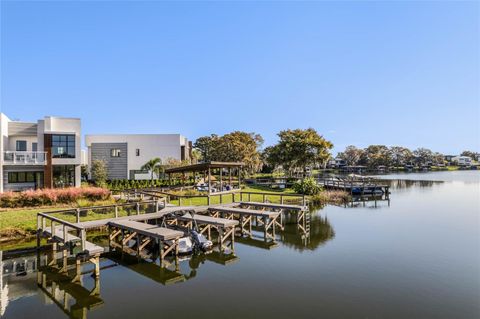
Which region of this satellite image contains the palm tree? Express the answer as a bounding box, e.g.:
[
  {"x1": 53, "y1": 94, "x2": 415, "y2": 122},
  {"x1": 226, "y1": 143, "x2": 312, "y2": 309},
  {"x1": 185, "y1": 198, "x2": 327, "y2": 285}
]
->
[{"x1": 141, "y1": 158, "x2": 162, "y2": 180}]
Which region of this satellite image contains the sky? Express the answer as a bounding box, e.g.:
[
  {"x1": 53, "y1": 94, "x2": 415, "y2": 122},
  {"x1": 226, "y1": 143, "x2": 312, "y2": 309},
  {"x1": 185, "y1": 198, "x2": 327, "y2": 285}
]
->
[{"x1": 1, "y1": 0, "x2": 479, "y2": 155}]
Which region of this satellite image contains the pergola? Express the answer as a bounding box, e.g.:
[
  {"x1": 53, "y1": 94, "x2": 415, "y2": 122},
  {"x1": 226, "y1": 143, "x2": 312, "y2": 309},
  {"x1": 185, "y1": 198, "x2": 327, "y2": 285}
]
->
[{"x1": 164, "y1": 161, "x2": 244, "y2": 194}]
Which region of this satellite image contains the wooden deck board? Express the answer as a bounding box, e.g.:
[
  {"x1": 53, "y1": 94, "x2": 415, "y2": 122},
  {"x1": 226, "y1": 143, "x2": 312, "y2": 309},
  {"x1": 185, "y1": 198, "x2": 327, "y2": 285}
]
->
[
  {"x1": 175, "y1": 214, "x2": 239, "y2": 227},
  {"x1": 207, "y1": 206, "x2": 280, "y2": 218},
  {"x1": 238, "y1": 201, "x2": 306, "y2": 211},
  {"x1": 108, "y1": 220, "x2": 184, "y2": 241},
  {"x1": 42, "y1": 228, "x2": 104, "y2": 255}
]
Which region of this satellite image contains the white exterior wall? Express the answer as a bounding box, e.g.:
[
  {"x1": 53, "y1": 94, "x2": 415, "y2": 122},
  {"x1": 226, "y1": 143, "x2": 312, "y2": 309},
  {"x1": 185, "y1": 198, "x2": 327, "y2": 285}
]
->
[
  {"x1": 86, "y1": 134, "x2": 189, "y2": 179},
  {"x1": 0, "y1": 114, "x2": 11, "y2": 192},
  {"x1": 0, "y1": 113, "x2": 82, "y2": 191},
  {"x1": 7, "y1": 136, "x2": 38, "y2": 152}
]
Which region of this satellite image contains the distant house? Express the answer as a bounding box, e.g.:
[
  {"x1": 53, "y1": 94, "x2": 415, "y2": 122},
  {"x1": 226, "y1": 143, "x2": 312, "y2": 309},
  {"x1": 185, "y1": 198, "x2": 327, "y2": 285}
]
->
[
  {"x1": 451, "y1": 156, "x2": 472, "y2": 166},
  {"x1": 334, "y1": 158, "x2": 346, "y2": 168},
  {"x1": 444, "y1": 155, "x2": 455, "y2": 164}
]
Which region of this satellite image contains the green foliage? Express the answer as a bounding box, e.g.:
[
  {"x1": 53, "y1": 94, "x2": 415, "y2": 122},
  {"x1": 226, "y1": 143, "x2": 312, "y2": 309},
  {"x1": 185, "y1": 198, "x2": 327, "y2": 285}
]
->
[
  {"x1": 194, "y1": 131, "x2": 264, "y2": 174},
  {"x1": 140, "y1": 157, "x2": 162, "y2": 180},
  {"x1": 91, "y1": 159, "x2": 107, "y2": 186},
  {"x1": 105, "y1": 179, "x2": 173, "y2": 191},
  {"x1": 292, "y1": 177, "x2": 321, "y2": 195},
  {"x1": 266, "y1": 128, "x2": 333, "y2": 174},
  {"x1": 336, "y1": 145, "x2": 450, "y2": 168},
  {"x1": 337, "y1": 145, "x2": 364, "y2": 166},
  {"x1": 310, "y1": 190, "x2": 350, "y2": 206}
]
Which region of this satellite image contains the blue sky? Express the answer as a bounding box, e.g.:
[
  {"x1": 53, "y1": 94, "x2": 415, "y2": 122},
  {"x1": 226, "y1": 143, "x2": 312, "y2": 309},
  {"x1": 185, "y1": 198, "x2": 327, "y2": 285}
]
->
[{"x1": 1, "y1": 1, "x2": 478, "y2": 154}]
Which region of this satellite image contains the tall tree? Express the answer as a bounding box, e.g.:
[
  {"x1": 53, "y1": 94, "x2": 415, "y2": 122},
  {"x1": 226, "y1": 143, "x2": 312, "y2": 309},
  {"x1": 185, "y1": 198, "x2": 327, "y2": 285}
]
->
[
  {"x1": 413, "y1": 148, "x2": 434, "y2": 165},
  {"x1": 91, "y1": 159, "x2": 107, "y2": 186},
  {"x1": 361, "y1": 145, "x2": 392, "y2": 168},
  {"x1": 141, "y1": 157, "x2": 162, "y2": 180},
  {"x1": 193, "y1": 134, "x2": 219, "y2": 162},
  {"x1": 337, "y1": 145, "x2": 364, "y2": 166},
  {"x1": 460, "y1": 150, "x2": 478, "y2": 159},
  {"x1": 214, "y1": 131, "x2": 264, "y2": 174},
  {"x1": 194, "y1": 131, "x2": 264, "y2": 174},
  {"x1": 267, "y1": 128, "x2": 333, "y2": 174},
  {"x1": 389, "y1": 146, "x2": 413, "y2": 167}
]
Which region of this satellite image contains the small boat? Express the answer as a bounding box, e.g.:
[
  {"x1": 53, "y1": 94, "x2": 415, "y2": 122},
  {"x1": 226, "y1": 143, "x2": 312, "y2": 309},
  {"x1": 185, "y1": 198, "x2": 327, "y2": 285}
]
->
[{"x1": 162, "y1": 210, "x2": 213, "y2": 254}]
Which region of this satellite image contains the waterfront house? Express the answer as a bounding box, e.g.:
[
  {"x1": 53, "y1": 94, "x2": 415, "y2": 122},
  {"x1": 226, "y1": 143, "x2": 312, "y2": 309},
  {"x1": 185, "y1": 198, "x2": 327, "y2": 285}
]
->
[
  {"x1": 451, "y1": 156, "x2": 472, "y2": 166},
  {"x1": 0, "y1": 113, "x2": 82, "y2": 192},
  {"x1": 85, "y1": 134, "x2": 191, "y2": 180}
]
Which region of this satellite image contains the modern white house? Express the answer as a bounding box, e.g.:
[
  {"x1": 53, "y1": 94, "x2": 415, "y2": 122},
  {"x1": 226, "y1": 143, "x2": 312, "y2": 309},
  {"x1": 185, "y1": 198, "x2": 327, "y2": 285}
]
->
[
  {"x1": 451, "y1": 156, "x2": 472, "y2": 166},
  {"x1": 0, "y1": 113, "x2": 82, "y2": 192},
  {"x1": 85, "y1": 134, "x2": 191, "y2": 180}
]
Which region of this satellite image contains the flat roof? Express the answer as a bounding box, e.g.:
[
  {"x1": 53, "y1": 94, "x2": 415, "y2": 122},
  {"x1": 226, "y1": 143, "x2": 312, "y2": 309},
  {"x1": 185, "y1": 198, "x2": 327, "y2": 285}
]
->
[{"x1": 165, "y1": 161, "x2": 244, "y2": 174}]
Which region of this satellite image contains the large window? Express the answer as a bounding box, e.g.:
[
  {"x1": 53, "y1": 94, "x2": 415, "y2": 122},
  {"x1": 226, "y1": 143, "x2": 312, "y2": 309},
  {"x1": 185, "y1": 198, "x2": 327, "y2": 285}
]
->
[
  {"x1": 16, "y1": 140, "x2": 27, "y2": 151},
  {"x1": 53, "y1": 165, "x2": 75, "y2": 188},
  {"x1": 52, "y1": 135, "x2": 76, "y2": 158},
  {"x1": 8, "y1": 171, "x2": 43, "y2": 184}
]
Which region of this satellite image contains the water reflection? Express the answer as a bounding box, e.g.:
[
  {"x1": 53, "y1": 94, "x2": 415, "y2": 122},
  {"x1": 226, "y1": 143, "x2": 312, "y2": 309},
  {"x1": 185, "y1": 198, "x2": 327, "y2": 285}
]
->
[
  {"x1": 279, "y1": 213, "x2": 334, "y2": 251},
  {"x1": 382, "y1": 179, "x2": 442, "y2": 189}
]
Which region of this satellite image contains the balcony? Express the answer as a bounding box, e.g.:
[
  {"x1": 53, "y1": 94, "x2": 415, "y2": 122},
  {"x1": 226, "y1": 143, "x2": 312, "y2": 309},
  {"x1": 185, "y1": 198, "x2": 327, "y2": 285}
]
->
[{"x1": 3, "y1": 151, "x2": 47, "y2": 165}]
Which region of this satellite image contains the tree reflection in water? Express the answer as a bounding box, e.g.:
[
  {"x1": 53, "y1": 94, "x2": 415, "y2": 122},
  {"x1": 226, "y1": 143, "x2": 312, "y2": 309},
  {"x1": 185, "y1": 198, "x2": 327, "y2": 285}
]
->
[{"x1": 279, "y1": 212, "x2": 334, "y2": 252}]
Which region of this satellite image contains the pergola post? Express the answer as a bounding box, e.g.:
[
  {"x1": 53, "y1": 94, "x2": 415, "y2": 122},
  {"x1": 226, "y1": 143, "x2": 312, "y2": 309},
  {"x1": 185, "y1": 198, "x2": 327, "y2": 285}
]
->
[
  {"x1": 238, "y1": 167, "x2": 241, "y2": 189},
  {"x1": 208, "y1": 167, "x2": 211, "y2": 194},
  {"x1": 229, "y1": 168, "x2": 232, "y2": 188},
  {"x1": 220, "y1": 167, "x2": 223, "y2": 192}
]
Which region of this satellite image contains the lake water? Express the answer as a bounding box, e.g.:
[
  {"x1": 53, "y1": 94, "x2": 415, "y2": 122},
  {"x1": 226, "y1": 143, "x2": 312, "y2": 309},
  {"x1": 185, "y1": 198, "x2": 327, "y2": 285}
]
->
[{"x1": 1, "y1": 171, "x2": 479, "y2": 319}]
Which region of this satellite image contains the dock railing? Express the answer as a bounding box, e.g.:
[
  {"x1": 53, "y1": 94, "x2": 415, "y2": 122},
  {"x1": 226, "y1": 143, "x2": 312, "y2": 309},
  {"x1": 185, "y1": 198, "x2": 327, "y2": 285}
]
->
[
  {"x1": 36, "y1": 199, "x2": 165, "y2": 250},
  {"x1": 238, "y1": 191, "x2": 307, "y2": 206},
  {"x1": 37, "y1": 212, "x2": 87, "y2": 251},
  {"x1": 117, "y1": 188, "x2": 308, "y2": 206}
]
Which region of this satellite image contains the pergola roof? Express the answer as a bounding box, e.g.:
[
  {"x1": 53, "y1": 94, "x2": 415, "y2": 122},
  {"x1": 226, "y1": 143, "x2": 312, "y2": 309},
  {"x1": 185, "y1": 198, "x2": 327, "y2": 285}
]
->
[{"x1": 164, "y1": 161, "x2": 244, "y2": 174}]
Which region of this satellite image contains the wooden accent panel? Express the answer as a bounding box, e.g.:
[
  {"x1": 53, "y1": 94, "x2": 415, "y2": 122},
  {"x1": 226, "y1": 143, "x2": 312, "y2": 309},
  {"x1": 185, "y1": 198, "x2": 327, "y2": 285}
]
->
[{"x1": 44, "y1": 134, "x2": 53, "y2": 188}]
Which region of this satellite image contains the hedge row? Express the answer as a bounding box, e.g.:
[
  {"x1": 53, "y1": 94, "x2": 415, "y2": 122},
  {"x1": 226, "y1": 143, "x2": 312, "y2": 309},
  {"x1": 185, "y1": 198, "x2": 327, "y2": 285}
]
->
[
  {"x1": 0, "y1": 187, "x2": 111, "y2": 208},
  {"x1": 106, "y1": 179, "x2": 195, "y2": 191}
]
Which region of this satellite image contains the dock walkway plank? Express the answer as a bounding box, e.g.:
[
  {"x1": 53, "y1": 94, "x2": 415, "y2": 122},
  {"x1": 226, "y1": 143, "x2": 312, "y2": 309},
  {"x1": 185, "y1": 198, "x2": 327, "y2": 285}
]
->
[
  {"x1": 208, "y1": 206, "x2": 280, "y2": 218},
  {"x1": 238, "y1": 201, "x2": 306, "y2": 211},
  {"x1": 108, "y1": 220, "x2": 184, "y2": 241}
]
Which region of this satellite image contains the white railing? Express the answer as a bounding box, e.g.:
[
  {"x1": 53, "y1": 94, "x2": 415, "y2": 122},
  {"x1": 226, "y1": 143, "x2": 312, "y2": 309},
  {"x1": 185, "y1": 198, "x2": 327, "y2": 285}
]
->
[{"x1": 3, "y1": 151, "x2": 47, "y2": 165}]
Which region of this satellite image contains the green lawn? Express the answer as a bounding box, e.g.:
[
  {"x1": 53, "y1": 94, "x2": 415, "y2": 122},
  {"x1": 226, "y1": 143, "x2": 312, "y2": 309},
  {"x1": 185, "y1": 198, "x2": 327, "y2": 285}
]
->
[{"x1": 169, "y1": 186, "x2": 303, "y2": 206}]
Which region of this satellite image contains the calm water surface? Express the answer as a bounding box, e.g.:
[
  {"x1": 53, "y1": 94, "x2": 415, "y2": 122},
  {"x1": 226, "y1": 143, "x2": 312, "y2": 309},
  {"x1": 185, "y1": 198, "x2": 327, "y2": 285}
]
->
[{"x1": 2, "y1": 171, "x2": 479, "y2": 319}]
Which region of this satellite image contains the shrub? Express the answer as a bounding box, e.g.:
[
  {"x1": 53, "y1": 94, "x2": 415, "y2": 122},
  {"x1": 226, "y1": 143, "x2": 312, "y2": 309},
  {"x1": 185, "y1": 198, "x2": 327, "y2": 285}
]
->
[
  {"x1": 310, "y1": 190, "x2": 351, "y2": 206},
  {"x1": 0, "y1": 187, "x2": 111, "y2": 208},
  {"x1": 292, "y1": 177, "x2": 321, "y2": 195}
]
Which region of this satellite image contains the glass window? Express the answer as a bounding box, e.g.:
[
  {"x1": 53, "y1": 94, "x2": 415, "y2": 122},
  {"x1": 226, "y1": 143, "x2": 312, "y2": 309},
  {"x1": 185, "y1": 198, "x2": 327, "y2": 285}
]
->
[
  {"x1": 32, "y1": 142, "x2": 38, "y2": 152},
  {"x1": 111, "y1": 149, "x2": 121, "y2": 157},
  {"x1": 136, "y1": 149, "x2": 140, "y2": 156},
  {"x1": 51, "y1": 134, "x2": 75, "y2": 158},
  {"x1": 8, "y1": 172, "x2": 44, "y2": 185},
  {"x1": 8, "y1": 173, "x2": 17, "y2": 183},
  {"x1": 53, "y1": 165, "x2": 75, "y2": 188},
  {"x1": 17, "y1": 172, "x2": 26, "y2": 182},
  {"x1": 16, "y1": 140, "x2": 27, "y2": 151}
]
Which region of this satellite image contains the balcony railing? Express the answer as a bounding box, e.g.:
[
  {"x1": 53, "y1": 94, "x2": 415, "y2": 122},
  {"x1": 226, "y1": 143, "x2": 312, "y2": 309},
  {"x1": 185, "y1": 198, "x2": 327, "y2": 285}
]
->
[{"x1": 3, "y1": 151, "x2": 47, "y2": 165}]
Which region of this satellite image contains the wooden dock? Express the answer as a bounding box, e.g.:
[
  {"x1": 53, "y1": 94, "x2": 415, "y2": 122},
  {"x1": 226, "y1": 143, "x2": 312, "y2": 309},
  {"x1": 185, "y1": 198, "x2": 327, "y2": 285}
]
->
[
  {"x1": 207, "y1": 206, "x2": 281, "y2": 240},
  {"x1": 109, "y1": 220, "x2": 184, "y2": 263},
  {"x1": 318, "y1": 177, "x2": 390, "y2": 196},
  {"x1": 36, "y1": 199, "x2": 312, "y2": 281}
]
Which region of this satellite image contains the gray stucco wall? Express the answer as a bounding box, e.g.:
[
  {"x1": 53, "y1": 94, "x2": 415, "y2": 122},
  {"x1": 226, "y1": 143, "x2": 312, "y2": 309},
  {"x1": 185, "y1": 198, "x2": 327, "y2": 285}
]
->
[{"x1": 90, "y1": 143, "x2": 128, "y2": 180}]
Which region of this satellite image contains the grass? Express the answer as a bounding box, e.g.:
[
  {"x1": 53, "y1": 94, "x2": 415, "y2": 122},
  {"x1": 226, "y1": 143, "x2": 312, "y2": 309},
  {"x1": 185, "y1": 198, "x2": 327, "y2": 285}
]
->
[
  {"x1": 169, "y1": 186, "x2": 304, "y2": 206},
  {"x1": 0, "y1": 198, "x2": 119, "y2": 239}
]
